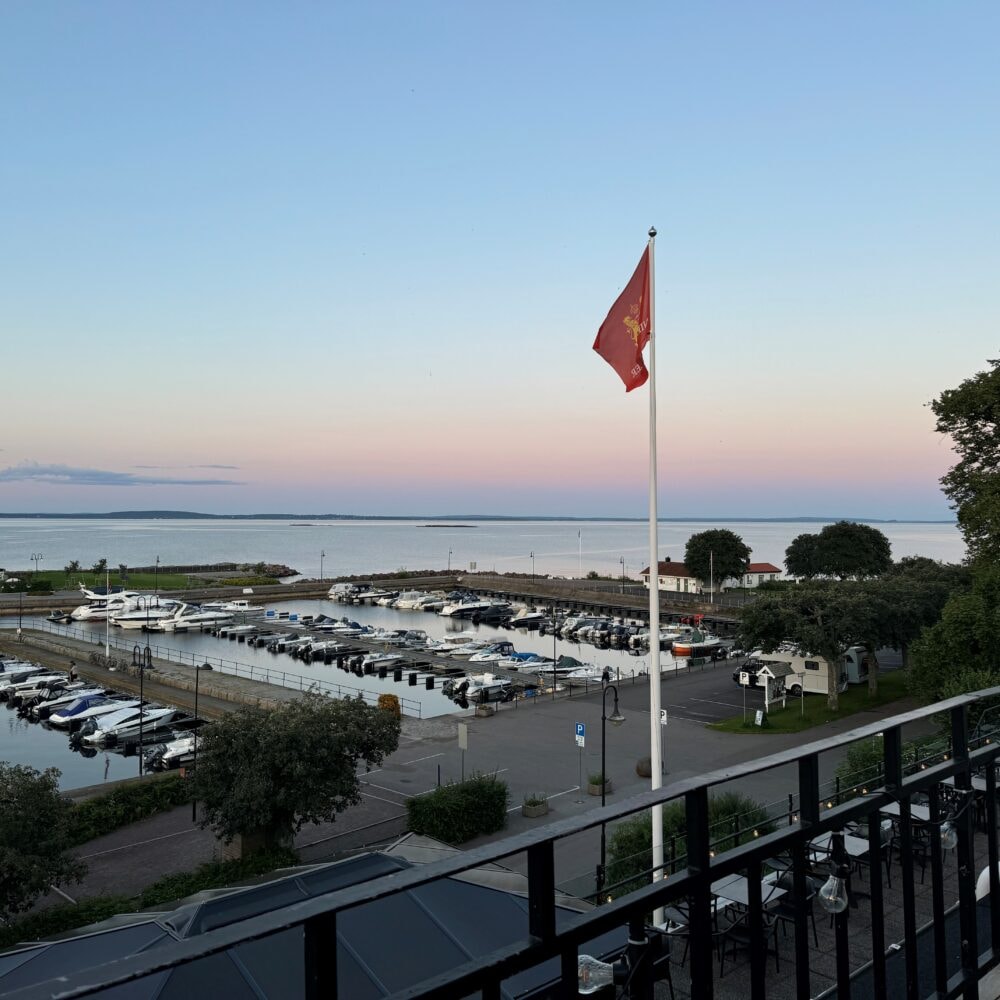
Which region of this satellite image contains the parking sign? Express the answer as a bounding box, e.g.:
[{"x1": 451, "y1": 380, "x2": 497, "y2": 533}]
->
[{"x1": 575, "y1": 722, "x2": 585, "y2": 748}]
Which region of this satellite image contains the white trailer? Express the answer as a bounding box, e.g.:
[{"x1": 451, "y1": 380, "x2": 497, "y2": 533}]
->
[{"x1": 745, "y1": 646, "x2": 874, "y2": 696}]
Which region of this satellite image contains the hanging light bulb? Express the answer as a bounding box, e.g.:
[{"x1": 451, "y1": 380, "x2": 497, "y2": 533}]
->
[
  {"x1": 578, "y1": 955, "x2": 626, "y2": 994},
  {"x1": 818, "y1": 868, "x2": 850, "y2": 914},
  {"x1": 940, "y1": 819, "x2": 959, "y2": 851}
]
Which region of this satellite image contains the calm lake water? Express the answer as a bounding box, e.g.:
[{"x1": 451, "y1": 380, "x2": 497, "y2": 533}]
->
[
  {"x1": 0, "y1": 517, "x2": 965, "y2": 580},
  {"x1": 0, "y1": 516, "x2": 965, "y2": 789}
]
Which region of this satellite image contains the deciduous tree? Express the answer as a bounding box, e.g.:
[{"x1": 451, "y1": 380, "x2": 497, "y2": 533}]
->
[
  {"x1": 197, "y1": 693, "x2": 400, "y2": 850},
  {"x1": 739, "y1": 584, "x2": 882, "y2": 709},
  {"x1": 931, "y1": 358, "x2": 1000, "y2": 561},
  {"x1": 0, "y1": 763, "x2": 85, "y2": 919},
  {"x1": 783, "y1": 522, "x2": 891, "y2": 581},
  {"x1": 683, "y1": 529, "x2": 751, "y2": 593}
]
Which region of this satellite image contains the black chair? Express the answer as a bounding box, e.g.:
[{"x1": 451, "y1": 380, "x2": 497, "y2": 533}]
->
[
  {"x1": 717, "y1": 909, "x2": 781, "y2": 978},
  {"x1": 771, "y1": 871, "x2": 820, "y2": 947}
]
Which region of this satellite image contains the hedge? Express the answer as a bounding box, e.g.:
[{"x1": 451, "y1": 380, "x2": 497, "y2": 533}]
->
[
  {"x1": 67, "y1": 775, "x2": 193, "y2": 846},
  {"x1": 0, "y1": 848, "x2": 299, "y2": 951},
  {"x1": 406, "y1": 773, "x2": 509, "y2": 844}
]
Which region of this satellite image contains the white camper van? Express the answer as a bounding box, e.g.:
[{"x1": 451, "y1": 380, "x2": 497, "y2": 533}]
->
[{"x1": 743, "y1": 645, "x2": 874, "y2": 696}]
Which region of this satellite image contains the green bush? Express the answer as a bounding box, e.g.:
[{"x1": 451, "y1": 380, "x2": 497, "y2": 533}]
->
[
  {"x1": 67, "y1": 776, "x2": 193, "y2": 846},
  {"x1": 0, "y1": 896, "x2": 133, "y2": 949},
  {"x1": 213, "y1": 576, "x2": 279, "y2": 587},
  {"x1": 607, "y1": 791, "x2": 775, "y2": 895},
  {"x1": 26, "y1": 579, "x2": 52, "y2": 593},
  {"x1": 407, "y1": 773, "x2": 509, "y2": 844}
]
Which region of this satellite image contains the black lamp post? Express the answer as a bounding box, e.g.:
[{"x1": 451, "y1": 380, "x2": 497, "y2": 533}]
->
[
  {"x1": 620, "y1": 557, "x2": 625, "y2": 595},
  {"x1": 320, "y1": 550, "x2": 325, "y2": 582},
  {"x1": 448, "y1": 548, "x2": 452, "y2": 572},
  {"x1": 597, "y1": 683, "x2": 625, "y2": 895},
  {"x1": 30, "y1": 552, "x2": 43, "y2": 578},
  {"x1": 192, "y1": 663, "x2": 205, "y2": 822},
  {"x1": 530, "y1": 551, "x2": 535, "y2": 583},
  {"x1": 154, "y1": 555, "x2": 160, "y2": 597}
]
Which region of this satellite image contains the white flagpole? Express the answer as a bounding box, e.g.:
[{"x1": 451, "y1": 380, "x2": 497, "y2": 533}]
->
[{"x1": 646, "y1": 226, "x2": 665, "y2": 926}]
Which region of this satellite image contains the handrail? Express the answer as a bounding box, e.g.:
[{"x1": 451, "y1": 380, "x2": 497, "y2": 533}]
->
[{"x1": 5, "y1": 685, "x2": 1000, "y2": 999}]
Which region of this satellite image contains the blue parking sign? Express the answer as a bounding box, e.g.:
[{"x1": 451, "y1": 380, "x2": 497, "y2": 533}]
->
[{"x1": 575, "y1": 722, "x2": 585, "y2": 747}]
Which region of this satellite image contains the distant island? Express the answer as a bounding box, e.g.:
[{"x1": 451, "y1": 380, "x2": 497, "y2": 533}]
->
[{"x1": 0, "y1": 510, "x2": 957, "y2": 524}]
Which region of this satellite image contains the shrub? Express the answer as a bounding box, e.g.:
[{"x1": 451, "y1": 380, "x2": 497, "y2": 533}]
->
[
  {"x1": 407, "y1": 773, "x2": 509, "y2": 844},
  {"x1": 606, "y1": 791, "x2": 774, "y2": 895},
  {"x1": 378, "y1": 694, "x2": 401, "y2": 718},
  {"x1": 67, "y1": 775, "x2": 193, "y2": 846},
  {"x1": 588, "y1": 772, "x2": 607, "y2": 785},
  {"x1": 523, "y1": 792, "x2": 546, "y2": 807},
  {"x1": 213, "y1": 576, "x2": 279, "y2": 587}
]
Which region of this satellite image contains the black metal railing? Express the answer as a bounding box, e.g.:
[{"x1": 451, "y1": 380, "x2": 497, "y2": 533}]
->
[{"x1": 7, "y1": 688, "x2": 1000, "y2": 1000}]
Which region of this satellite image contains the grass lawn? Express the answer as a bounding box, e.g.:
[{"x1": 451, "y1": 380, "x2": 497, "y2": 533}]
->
[
  {"x1": 709, "y1": 669, "x2": 911, "y2": 734},
  {"x1": 10, "y1": 570, "x2": 194, "y2": 592}
]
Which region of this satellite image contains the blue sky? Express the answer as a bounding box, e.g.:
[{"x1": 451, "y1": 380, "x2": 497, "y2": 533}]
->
[{"x1": 0, "y1": 2, "x2": 996, "y2": 518}]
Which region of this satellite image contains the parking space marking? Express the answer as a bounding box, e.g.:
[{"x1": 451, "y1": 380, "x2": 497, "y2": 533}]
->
[
  {"x1": 401, "y1": 753, "x2": 444, "y2": 765},
  {"x1": 507, "y1": 786, "x2": 580, "y2": 814}
]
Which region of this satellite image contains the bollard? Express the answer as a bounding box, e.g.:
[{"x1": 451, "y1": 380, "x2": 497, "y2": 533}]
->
[
  {"x1": 425, "y1": 675, "x2": 434, "y2": 689},
  {"x1": 409, "y1": 672, "x2": 417, "y2": 686},
  {"x1": 378, "y1": 666, "x2": 387, "y2": 679},
  {"x1": 364, "y1": 663, "x2": 374, "y2": 675},
  {"x1": 393, "y1": 668, "x2": 403, "y2": 682}
]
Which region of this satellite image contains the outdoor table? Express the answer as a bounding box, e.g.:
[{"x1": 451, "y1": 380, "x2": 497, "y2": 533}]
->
[
  {"x1": 808, "y1": 831, "x2": 870, "y2": 861},
  {"x1": 711, "y1": 873, "x2": 786, "y2": 911},
  {"x1": 880, "y1": 801, "x2": 931, "y2": 823},
  {"x1": 941, "y1": 774, "x2": 988, "y2": 793}
]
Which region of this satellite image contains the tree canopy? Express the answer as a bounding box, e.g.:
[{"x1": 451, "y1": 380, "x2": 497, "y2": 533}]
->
[
  {"x1": 683, "y1": 529, "x2": 751, "y2": 590},
  {"x1": 932, "y1": 359, "x2": 1000, "y2": 561},
  {"x1": 0, "y1": 763, "x2": 85, "y2": 919},
  {"x1": 739, "y1": 584, "x2": 882, "y2": 709},
  {"x1": 196, "y1": 693, "x2": 401, "y2": 848},
  {"x1": 783, "y1": 521, "x2": 891, "y2": 580}
]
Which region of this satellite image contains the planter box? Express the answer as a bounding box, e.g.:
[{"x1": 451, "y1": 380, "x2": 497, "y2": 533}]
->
[
  {"x1": 588, "y1": 779, "x2": 613, "y2": 796},
  {"x1": 521, "y1": 800, "x2": 550, "y2": 818},
  {"x1": 475, "y1": 704, "x2": 495, "y2": 718}
]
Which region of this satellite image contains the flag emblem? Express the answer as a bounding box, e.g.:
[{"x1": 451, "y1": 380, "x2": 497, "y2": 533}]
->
[{"x1": 592, "y1": 247, "x2": 651, "y2": 391}]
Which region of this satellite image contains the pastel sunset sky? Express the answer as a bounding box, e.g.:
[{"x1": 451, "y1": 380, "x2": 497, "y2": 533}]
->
[{"x1": 1, "y1": 2, "x2": 996, "y2": 519}]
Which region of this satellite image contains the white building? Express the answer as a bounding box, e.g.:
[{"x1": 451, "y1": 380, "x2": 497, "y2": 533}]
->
[{"x1": 639, "y1": 560, "x2": 784, "y2": 594}]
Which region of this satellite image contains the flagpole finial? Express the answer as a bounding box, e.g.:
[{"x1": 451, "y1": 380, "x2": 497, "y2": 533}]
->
[{"x1": 648, "y1": 226, "x2": 657, "y2": 238}]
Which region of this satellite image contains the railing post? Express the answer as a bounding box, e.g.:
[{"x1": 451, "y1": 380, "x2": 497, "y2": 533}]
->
[
  {"x1": 987, "y1": 761, "x2": 1000, "y2": 958},
  {"x1": 951, "y1": 704, "x2": 980, "y2": 999},
  {"x1": 866, "y1": 802, "x2": 887, "y2": 999},
  {"x1": 794, "y1": 753, "x2": 820, "y2": 1000},
  {"x1": 685, "y1": 785, "x2": 713, "y2": 1000},
  {"x1": 527, "y1": 841, "x2": 556, "y2": 942},
  {"x1": 303, "y1": 911, "x2": 337, "y2": 1000}
]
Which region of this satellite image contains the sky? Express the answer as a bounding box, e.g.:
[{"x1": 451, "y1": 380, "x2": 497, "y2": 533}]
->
[{"x1": 1, "y1": 2, "x2": 996, "y2": 519}]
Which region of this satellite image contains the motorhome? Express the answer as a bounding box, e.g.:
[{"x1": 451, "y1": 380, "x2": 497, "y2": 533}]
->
[{"x1": 737, "y1": 645, "x2": 874, "y2": 696}]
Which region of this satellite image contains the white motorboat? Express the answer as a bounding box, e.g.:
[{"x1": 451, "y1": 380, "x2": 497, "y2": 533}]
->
[
  {"x1": 146, "y1": 733, "x2": 198, "y2": 771},
  {"x1": 360, "y1": 653, "x2": 404, "y2": 670},
  {"x1": 392, "y1": 590, "x2": 428, "y2": 610},
  {"x1": 508, "y1": 608, "x2": 547, "y2": 628},
  {"x1": 71, "y1": 594, "x2": 140, "y2": 621},
  {"x1": 374, "y1": 593, "x2": 400, "y2": 607},
  {"x1": 427, "y1": 632, "x2": 477, "y2": 654},
  {"x1": 0, "y1": 673, "x2": 65, "y2": 700},
  {"x1": 200, "y1": 599, "x2": 266, "y2": 614},
  {"x1": 467, "y1": 641, "x2": 517, "y2": 663},
  {"x1": 31, "y1": 687, "x2": 106, "y2": 719},
  {"x1": 439, "y1": 598, "x2": 498, "y2": 618},
  {"x1": 49, "y1": 697, "x2": 142, "y2": 729},
  {"x1": 148, "y1": 604, "x2": 234, "y2": 632},
  {"x1": 80, "y1": 704, "x2": 146, "y2": 744},
  {"x1": 83, "y1": 706, "x2": 187, "y2": 746},
  {"x1": 443, "y1": 672, "x2": 513, "y2": 702},
  {"x1": 111, "y1": 599, "x2": 182, "y2": 630}
]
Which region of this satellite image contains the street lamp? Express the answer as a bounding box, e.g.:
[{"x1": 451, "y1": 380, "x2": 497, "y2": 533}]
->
[
  {"x1": 192, "y1": 663, "x2": 206, "y2": 822},
  {"x1": 448, "y1": 548, "x2": 452, "y2": 572},
  {"x1": 320, "y1": 550, "x2": 326, "y2": 582},
  {"x1": 530, "y1": 551, "x2": 535, "y2": 583},
  {"x1": 30, "y1": 552, "x2": 43, "y2": 578},
  {"x1": 620, "y1": 556, "x2": 626, "y2": 595},
  {"x1": 154, "y1": 555, "x2": 160, "y2": 597},
  {"x1": 597, "y1": 684, "x2": 625, "y2": 895}
]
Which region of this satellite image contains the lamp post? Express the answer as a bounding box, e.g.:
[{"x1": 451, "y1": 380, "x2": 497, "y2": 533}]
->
[
  {"x1": 105, "y1": 565, "x2": 110, "y2": 658},
  {"x1": 597, "y1": 683, "x2": 625, "y2": 895},
  {"x1": 620, "y1": 557, "x2": 626, "y2": 595},
  {"x1": 192, "y1": 663, "x2": 205, "y2": 822},
  {"x1": 30, "y1": 552, "x2": 43, "y2": 578},
  {"x1": 530, "y1": 551, "x2": 535, "y2": 583},
  {"x1": 154, "y1": 555, "x2": 160, "y2": 597},
  {"x1": 448, "y1": 548, "x2": 452, "y2": 572},
  {"x1": 320, "y1": 550, "x2": 325, "y2": 582}
]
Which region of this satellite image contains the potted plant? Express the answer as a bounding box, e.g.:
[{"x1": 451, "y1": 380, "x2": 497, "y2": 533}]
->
[
  {"x1": 521, "y1": 793, "x2": 550, "y2": 818},
  {"x1": 588, "y1": 772, "x2": 612, "y2": 796}
]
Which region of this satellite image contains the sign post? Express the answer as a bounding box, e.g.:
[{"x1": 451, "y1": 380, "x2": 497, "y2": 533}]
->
[
  {"x1": 575, "y1": 722, "x2": 586, "y2": 801},
  {"x1": 458, "y1": 722, "x2": 468, "y2": 781},
  {"x1": 739, "y1": 672, "x2": 749, "y2": 721}
]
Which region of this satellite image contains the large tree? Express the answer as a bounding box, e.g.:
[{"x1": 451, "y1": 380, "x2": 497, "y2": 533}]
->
[
  {"x1": 783, "y1": 521, "x2": 891, "y2": 581},
  {"x1": 739, "y1": 584, "x2": 882, "y2": 709},
  {"x1": 197, "y1": 693, "x2": 401, "y2": 849},
  {"x1": 0, "y1": 763, "x2": 85, "y2": 918},
  {"x1": 683, "y1": 529, "x2": 751, "y2": 593},
  {"x1": 931, "y1": 358, "x2": 1000, "y2": 561}
]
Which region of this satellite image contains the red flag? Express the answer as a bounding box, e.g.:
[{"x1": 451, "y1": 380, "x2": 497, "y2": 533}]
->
[{"x1": 592, "y1": 247, "x2": 651, "y2": 392}]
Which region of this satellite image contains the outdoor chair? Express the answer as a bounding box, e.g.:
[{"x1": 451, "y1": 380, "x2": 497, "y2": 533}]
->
[
  {"x1": 769, "y1": 871, "x2": 820, "y2": 948},
  {"x1": 716, "y1": 909, "x2": 781, "y2": 978}
]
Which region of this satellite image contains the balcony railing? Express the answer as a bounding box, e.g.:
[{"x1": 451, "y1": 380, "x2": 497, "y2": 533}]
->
[{"x1": 7, "y1": 687, "x2": 1000, "y2": 1000}]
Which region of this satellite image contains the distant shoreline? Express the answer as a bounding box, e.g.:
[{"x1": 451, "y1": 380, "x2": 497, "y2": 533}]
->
[{"x1": 0, "y1": 511, "x2": 957, "y2": 525}]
